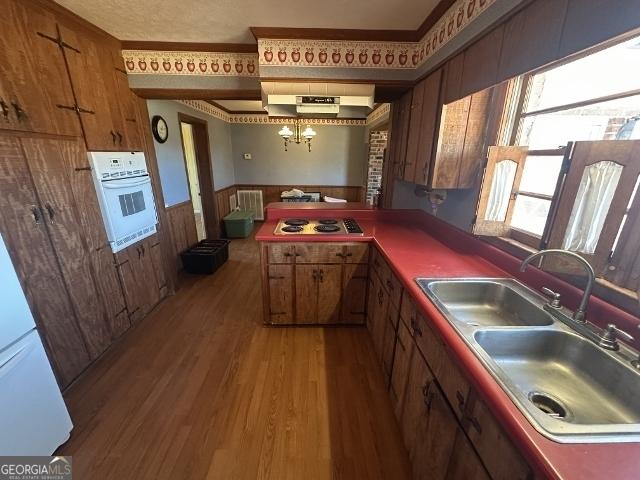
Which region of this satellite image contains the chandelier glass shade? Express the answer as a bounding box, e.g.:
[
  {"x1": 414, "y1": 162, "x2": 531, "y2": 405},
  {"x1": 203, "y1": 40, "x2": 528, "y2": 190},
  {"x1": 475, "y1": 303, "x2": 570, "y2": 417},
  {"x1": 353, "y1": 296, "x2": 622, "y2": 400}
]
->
[{"x1": 278, "y1": 119, "x2": 316, "y2": 152}]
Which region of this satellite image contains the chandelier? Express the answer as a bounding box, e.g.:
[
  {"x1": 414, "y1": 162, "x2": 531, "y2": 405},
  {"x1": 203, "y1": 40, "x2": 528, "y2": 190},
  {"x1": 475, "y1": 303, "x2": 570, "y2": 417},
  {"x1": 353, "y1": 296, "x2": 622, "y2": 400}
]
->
[{"x1": 278, "y1": 119, "x2": 316, "y2": 152}]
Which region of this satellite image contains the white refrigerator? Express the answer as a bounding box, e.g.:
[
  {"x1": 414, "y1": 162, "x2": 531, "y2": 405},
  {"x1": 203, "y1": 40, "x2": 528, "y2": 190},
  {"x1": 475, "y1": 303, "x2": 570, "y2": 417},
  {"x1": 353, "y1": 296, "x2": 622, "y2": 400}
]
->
[{"x1": 0, "y1": 233, "x2": 73, "y2": 455}]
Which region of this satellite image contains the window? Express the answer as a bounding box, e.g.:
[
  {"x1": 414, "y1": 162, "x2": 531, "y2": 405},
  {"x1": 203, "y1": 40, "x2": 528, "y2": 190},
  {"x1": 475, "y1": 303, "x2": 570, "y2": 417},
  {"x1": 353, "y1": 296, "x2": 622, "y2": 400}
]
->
[{"x1": 474, "y1": 33, "x2": 640, "y2": 304}]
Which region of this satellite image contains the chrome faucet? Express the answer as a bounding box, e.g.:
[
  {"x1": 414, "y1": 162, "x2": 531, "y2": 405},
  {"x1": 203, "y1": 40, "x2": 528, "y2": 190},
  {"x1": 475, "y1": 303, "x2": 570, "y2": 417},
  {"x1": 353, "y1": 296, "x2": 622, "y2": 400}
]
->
[{"x1": 519, "y1": 249, "x2": 595, "y2": 323}]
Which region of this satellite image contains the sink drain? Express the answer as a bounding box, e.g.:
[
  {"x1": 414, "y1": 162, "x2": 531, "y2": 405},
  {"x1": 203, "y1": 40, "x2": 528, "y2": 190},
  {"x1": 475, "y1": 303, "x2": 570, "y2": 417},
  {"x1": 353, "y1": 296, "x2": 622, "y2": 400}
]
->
[{"x1": 528, "y1": 392, "x2": 570, "y2": 420}]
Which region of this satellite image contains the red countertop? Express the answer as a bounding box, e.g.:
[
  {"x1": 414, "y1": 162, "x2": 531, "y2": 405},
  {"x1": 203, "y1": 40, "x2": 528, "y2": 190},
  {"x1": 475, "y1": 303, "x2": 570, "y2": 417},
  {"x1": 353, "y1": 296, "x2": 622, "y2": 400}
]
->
[{"x1": 256, "y1": 203, "x2": 640, "y2": 480}]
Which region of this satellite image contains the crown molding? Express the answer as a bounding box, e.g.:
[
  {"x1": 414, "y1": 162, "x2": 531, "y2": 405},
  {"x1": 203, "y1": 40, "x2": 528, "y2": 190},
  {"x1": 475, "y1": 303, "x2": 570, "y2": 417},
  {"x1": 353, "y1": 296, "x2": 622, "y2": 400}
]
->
[
  {"x1": 121, "y1": 41, "x2": 258, "y2": 52},
  {"x1": 177, "y1": 100, "x2": 391, "y2": 126}
]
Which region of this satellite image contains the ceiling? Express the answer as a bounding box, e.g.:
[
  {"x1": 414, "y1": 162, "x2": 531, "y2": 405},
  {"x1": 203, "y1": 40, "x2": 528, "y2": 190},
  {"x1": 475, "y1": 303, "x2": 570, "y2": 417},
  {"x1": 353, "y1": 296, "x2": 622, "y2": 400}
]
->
[
  {"x1": 54, "y1": 0, "x2": 441, "y2": 43},
  {"x1": 213, "y1": 100, "x2": 265, "y2": 113}
]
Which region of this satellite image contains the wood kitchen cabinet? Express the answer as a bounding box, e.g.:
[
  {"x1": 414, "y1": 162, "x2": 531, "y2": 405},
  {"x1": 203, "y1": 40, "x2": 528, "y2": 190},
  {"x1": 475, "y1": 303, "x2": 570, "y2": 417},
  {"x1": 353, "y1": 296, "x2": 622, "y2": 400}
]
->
[
  {"x1": 389, "y1": 316, "x2": 415, "y2": 420},
  {"x1": 116, "y1": 234, "x2": 167, "y2": 323},
  {"x1": 389, "y1": 91, "x2": 412, "y2": 180},
  {"x1": 341, "y1": 264, "x2": 368, "y2": 324},
  {"x1": 0, "y1": 0, "x2": 80, "y2": 136},
  {"x1": 406, "y1": 69, "x2": 443, "y2": 186},
  {"x1": 294, "y1": 264, "x2": 342, "y2": 324},
  {"x1": 401, "y1": 348, "x2": 462, "y2": 480},
  {"x1": 267, "y1": 265, "x2": 294, "y2": 324},
  {"x1": 61, "y1": 26, "x2": 126, "y2": 151},
  {"x1": 431, "y1": 88, "x2": 495, "y2": 189},
  {"x1": 262, "y1": 242, "x2": 369, "y2": 325},
  {"x1": 0, "y1": 136, "x2": 91, "y2": 386}
]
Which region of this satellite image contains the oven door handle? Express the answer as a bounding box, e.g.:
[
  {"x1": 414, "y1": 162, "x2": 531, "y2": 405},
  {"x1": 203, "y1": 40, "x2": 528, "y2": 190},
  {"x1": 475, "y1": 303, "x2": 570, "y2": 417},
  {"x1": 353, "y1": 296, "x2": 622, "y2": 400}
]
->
[{"x1": 101, "y1": 178, "x2": 151, "y2": 189}]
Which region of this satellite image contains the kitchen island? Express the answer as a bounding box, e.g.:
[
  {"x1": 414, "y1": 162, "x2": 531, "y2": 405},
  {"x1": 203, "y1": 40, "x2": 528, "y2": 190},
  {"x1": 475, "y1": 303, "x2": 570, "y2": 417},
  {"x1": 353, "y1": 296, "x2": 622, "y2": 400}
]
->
[{"x1": 256, "y1": 202, "x2": 640, "y2": 480}]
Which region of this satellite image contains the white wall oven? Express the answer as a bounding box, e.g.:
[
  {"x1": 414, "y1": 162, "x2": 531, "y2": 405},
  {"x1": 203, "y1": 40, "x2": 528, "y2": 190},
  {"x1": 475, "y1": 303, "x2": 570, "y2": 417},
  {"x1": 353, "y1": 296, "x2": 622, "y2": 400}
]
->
[{"x1": 89, "y1": 152, "x2": 158, "y2": 252}]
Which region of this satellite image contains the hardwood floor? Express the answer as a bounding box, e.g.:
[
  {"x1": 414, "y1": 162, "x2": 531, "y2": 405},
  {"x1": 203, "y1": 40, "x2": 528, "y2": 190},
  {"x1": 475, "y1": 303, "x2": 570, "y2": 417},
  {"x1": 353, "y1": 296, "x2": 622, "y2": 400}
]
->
[{"x1": 60, "y1": 230, "x2": 411, "y2": 479}]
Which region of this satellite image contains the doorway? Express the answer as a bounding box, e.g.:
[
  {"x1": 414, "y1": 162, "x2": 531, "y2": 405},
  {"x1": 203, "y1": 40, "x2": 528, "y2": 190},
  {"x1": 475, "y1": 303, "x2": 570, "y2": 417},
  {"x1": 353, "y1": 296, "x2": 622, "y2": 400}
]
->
[{"x1": 178, "y1": 113, "x2": 220, "y2": 240}]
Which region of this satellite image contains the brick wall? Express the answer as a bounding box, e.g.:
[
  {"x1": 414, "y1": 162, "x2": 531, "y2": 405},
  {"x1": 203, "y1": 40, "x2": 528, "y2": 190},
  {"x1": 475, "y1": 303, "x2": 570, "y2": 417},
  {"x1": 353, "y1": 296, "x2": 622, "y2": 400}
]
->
[{"x1": 365, "y1": 130, "x2": 388, "y2": 204}]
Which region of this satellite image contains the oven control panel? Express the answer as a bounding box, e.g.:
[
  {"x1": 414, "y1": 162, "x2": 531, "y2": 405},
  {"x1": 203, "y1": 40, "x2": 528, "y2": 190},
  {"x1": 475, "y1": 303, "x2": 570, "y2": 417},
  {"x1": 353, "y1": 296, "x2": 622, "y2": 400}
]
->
[{"x1": 88, "y1": 151, "x2": 148, "y2": 180}]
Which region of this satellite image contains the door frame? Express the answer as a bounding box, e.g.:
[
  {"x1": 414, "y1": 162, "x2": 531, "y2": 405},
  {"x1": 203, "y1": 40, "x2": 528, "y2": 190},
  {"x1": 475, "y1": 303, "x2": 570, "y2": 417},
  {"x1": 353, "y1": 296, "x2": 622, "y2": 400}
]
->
[{"x1": 177, "y1": 112, "x2": 220, "y2": 239}]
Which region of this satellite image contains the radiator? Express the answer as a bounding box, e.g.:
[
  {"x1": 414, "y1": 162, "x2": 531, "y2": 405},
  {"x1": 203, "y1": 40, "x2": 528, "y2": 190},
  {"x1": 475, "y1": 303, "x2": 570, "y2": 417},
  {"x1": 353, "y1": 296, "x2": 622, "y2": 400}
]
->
[{"x1": 236, "y1": 190, "x2": 264, "y2": 220}]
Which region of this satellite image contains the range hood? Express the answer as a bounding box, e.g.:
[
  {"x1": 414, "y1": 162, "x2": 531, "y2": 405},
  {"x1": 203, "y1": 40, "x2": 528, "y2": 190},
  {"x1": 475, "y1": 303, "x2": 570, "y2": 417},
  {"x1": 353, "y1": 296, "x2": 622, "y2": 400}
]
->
[{"x1": 261, "y1": 82, "x2": 374, "y2": 118}]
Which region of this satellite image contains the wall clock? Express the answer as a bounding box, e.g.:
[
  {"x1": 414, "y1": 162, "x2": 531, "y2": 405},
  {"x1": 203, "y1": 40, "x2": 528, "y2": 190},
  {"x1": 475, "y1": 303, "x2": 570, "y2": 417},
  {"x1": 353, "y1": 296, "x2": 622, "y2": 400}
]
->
[{"x1": 151, "y1": 115, "x2": 168, "y2": 143}]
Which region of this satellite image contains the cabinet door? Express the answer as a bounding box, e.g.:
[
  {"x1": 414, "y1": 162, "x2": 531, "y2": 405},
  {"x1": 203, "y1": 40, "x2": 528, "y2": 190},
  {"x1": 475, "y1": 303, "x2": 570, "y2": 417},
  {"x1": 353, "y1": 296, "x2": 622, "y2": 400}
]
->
[
  {"x1": 0, "y1": 0, "x2": 80, "y2": 136},
  {"x1": 316, "y1": 264, "x2": 341, "y2": 324},
  {"x1": 390, "y1": 318, "x2": 415, "y2": 421},
  {"x1": 432, "y1": 95, "x2": 472, "y2": 188},
  {"x1": 138, "y1": 239, "x2": 161, "y2": 313},
  {"x1": 414, "y1": 69, "x2": 443, "y2": 186},
  {"x1": 404, "y1": 80, "x2": 426, "y2": 182},
  {"x1": 149, "y1": 238, "x2": 168, "y2": 299},
  {"x1": 21, "y1": 138, "x2": 112, "y2": 359},
  {"x1": 116, "y1": 245, "x2": 144, "y2": 323},
  {"x1": 446, "y1": 430, "x2": 491, "y2": 480},
  {"x1": 381, "y1": 302, "x2": 398, "y2": 384},
  {"x1": 60, "y1": 25, "x2": 118, "y2": 151},
  {"x1": 268, "y1": 264, "x2": 294, "y2": 324},
  {"x1": 341, "y1": 263, "x2": 367, "y2": 324},
  {"x1": 369, "y1": 275, "x2": 390, "y2": 363},
  {"x1": 0, "y1": 136, "x2": 90, "y2": 387},
  {"x1": 402, "y1": 351, "x2": 458, "y2": 480},
  {"x1": 295, "y1": 264, "x2": 318, "y2": 324},
  {"x1": 107, "y1": 46, "x2": 143, "y2": 151},
  {"x1": 465, "y1": 395, "x2": 533, "y2": 480}
]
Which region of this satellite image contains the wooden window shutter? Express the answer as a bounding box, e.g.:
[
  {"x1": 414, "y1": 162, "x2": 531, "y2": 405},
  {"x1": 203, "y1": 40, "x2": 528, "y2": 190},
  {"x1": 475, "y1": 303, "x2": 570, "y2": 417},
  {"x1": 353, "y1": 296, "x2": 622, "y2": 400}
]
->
[
  {"x1": 544, "y1": 140, "x2": 640, "y2": 276},
  {"x1": 473, "y1": 146, "x2": 528, "y2": 236}
]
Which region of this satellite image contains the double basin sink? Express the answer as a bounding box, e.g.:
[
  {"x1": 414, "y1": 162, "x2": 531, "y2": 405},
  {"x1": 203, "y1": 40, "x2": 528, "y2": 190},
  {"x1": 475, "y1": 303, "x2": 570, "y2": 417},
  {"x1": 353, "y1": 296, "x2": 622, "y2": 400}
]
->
[{"x1": 416, "y1": 278, "x2": 640, "y2": 443}]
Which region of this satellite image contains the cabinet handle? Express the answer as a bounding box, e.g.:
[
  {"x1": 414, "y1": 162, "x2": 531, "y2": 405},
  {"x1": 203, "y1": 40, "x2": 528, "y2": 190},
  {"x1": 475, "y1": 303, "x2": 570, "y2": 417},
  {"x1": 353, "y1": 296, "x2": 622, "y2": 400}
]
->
[
  {"x1": 335, "y1": 252, "x2": 345, "y2": 258},
  {"x1": 319, "y1": 269, "x2": 324, "y2": 282},
  {"x1": 141, "y1": 244, "x2": 146, "y2": 256},
  {"x1": 345, "y1": 252, "x2": 353, "y2": 257},
  {"x1": 294, "y1": 252, "x2": 301, "y2": 257},
  {"x1": 456, "y1": 390, "x2": 466, "y2": 412},
  {"x1": 110, "y1": 130, "x2": 117, "y2": 144},
  {"x1": 422, "y1": 380, "x2": 435, "y2": 410},
  {"x1": 269, "y1": 275, "x2": 285, "y2": 280},
  {"x1": 377, "y1": 288, "x2": 384, "y2": 306},
  {"x1": 464, "y1": 414, "x2": 483, "y2": 434},
  {"x1": 30, "y1": 205, "x2": 41, "y2": 225},
  {"x1": 136, "y1": 246, "x2": 142, "y2": 259},
  {"x1": 410, "y1": 317, "x2": 422, "y2": 337},
  {"x1": 12, "y1": 102, "x2": 25, "y2": 121},
  {"x1": 0, "y1": 98, "x2": 9, "y2": 120},
  {"x1": 117, "y1": 131, "x2": 123, "y2": 145},
  {"x1": 44, "y1": 203, "x2": 55, "y2": 224},
  {"x1": 386, "y1": 279, "x2": 394, "y2": 290},
  {"x1": 312, "y1": 269, "x2": 318, "y2": 281},
  {"x1": 283, "y1": 252, "x2": 292, "y2": 257}
]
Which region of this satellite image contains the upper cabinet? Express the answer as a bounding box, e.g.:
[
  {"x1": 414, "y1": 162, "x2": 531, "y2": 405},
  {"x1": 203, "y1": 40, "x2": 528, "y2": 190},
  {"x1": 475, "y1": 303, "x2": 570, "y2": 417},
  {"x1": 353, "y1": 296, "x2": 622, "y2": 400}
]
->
[
  {"x1": 60, "y1": 27, "x2": 141, "y2": 151},
  {"x1": 0, "y1": 0, "x2": 142, "y2": 151},
  {"x1": 405, "y1": 69, "x2": 442, "y2": 186},
  {"x1": 0, "y1": 0, "x2": 80, "y2": 136}
]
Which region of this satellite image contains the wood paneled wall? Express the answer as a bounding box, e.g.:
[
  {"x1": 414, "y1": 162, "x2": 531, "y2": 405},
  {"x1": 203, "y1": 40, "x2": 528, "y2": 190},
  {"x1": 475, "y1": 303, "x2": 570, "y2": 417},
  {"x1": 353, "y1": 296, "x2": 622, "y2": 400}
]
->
[
  {"x1": 166, "y1": 200, "x2": 199, "y2": 270},
  {"x1": 215, "y1": 185, "x2": 239, "y2": 223}
]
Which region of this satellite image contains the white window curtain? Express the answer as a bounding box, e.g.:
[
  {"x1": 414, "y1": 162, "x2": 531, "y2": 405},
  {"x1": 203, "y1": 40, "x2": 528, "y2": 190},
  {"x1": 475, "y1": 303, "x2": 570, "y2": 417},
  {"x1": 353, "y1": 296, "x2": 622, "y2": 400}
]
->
[
  {"x1": 485, "y1": 160, "x2": 517, "y2": 222},
  {"x1": 562, "y1": 161, "x2": 623, "y2": 254}
]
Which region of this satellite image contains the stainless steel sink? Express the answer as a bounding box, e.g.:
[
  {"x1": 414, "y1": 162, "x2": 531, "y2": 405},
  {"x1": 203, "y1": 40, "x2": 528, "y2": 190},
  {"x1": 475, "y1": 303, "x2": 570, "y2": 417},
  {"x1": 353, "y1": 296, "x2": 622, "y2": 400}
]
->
[
  {"x1": 425, "y1": 279, "x2": 553, "y2": 327},
  {"x1": 416, "y1": 278, "x2": 640, "y2": 443}
]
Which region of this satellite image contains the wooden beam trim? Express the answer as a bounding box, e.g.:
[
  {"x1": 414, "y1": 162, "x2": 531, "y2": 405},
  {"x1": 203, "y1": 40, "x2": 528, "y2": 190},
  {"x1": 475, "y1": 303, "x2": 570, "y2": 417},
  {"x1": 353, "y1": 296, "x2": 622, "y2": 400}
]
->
[{"x1": 121, "y1": 41, "x2": 258, "y2": 53}]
